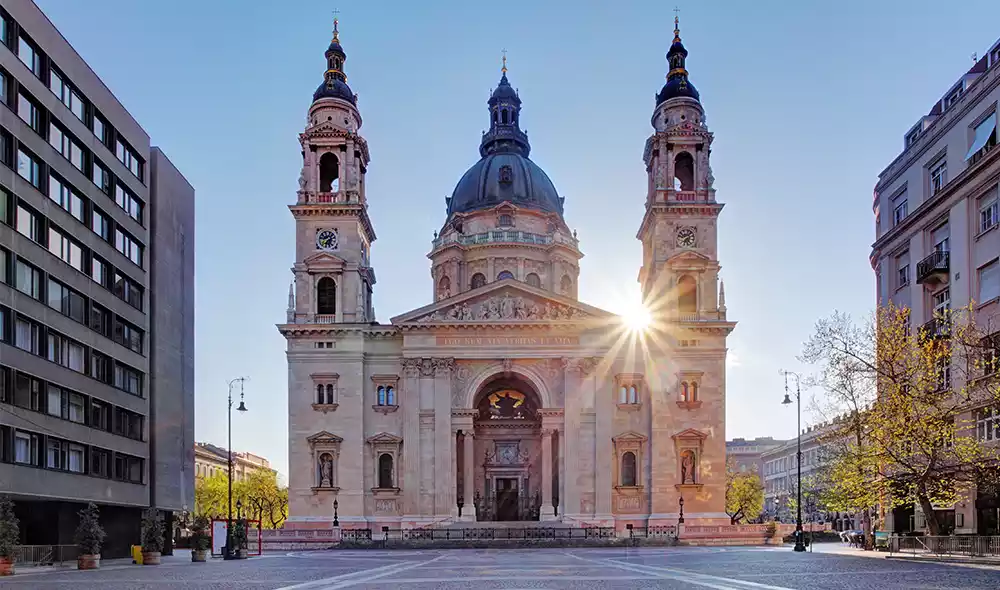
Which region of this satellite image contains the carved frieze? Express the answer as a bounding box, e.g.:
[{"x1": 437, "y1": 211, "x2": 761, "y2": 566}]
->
[
  {"x1": 416, "y1": 294, "x2": 589, "y2": 323},
  {"x1": 401, "y1": 358, "x2": 420, "y2": 378}
]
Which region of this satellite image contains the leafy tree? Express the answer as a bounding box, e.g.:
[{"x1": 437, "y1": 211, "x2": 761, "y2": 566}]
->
[
  {"x1": 0, "y1": 496, "x2": 19, "y2": 559},
  {"x1": 802, "y1": 303, "x2": 1000, "y2": 536},
  {"x1": 195, "y1": 469, "x2": 288, "y2": 529},
  {"x1": 194, "y1": 472, "x2": 229, "y2": 519},
  {"x1": 725, "y1": 460, "x2": 764, "y2": 524}
]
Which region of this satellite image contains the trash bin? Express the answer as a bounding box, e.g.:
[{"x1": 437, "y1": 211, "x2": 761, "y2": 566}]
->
[{"x1": 131, "y1": 545, "x2": 143, "y2": 565}]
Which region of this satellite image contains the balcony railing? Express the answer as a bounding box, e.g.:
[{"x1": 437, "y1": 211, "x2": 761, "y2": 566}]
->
[
  {"x1": 297, "y1": 191, "x2": 362, "y2": 205},
  {"x1": 674, "y1": 191, "x2": 698, "y2": 202},
  {"x1": 920, "y1": 317, "x2": 951, "y2": 340},
  {"x1": 916, "y1": 250, "x2": 949, "y2": 285},
  {"x1": 432, "y1": 230, "x2": 578, "y2": 250}
]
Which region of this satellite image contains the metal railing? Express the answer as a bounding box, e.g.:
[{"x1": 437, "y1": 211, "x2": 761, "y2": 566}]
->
[
  {"x1": 916, "y1": 250, "x2": 950, "y2": 283},
  {"x1": 889, "y1": 535, "x2": 1000, "y2": 558},
  {"x1": 356, "y1": 526, "x2": 618, "y2": 546},
  {"x1": 14, "y1": 545, "x2": 78, "y2": 566}
]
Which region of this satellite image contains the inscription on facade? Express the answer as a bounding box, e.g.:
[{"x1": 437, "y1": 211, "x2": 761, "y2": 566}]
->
[{"x1": 436, "y1": 336, "x2": 579, "y2": 347}]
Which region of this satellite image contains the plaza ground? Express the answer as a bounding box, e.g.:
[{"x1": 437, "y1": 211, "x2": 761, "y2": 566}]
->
[{"x1": 0, "y1": 546, "x2": 997, "y2": 589}]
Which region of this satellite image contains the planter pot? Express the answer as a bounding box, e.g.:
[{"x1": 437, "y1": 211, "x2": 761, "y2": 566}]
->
[
  {"x1": 77, "y1": 554, "x2": 101, "y2": 570},
  {"x1": 0, "y1": 556, "x2": 13, "y2": 576},
  {"x1": 191, "y1": 549, "x2": 208, "y2": 563},
  {"x1": 141, "y1": 551, "x2": 161, "y2": 565},
  {"x1": 235, "y1": 549, "x2": 248, "y2": 560}
]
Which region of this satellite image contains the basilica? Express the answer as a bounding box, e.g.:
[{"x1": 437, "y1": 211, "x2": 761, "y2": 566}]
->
[{"x1": 278, "y1": 17, "x2": 735, "y2": 529}]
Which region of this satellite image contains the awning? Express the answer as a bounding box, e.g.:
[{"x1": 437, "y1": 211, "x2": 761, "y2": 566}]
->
[{"x1": 965, "y1": 113, "x2": 996, "y2": 160}]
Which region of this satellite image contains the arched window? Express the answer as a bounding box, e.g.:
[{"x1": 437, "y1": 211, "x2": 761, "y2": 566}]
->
[
  {"x1": 492, "y1": 110, "x2": 498, "y2": 125},
  {"x1": 677, "y1": 275, "x2": 697, "y2": 313},
  {"x1": 470, "y1": 273, "x2": 486, "y2": 289},
  {"x1": 438, "y1": 276, "x2": 451, "y2": 300},
  {"x1": 378, "y1": 453, "x2": 394, "y2": 488},
  {"x1": 386, "y1": 386, "x2": 395, "y2": 406},
  {"x1": 619, "y1": 386, "x2": 628, "y2": 404},
  {"x1": 560, "y1": 274, "x2": 573, "y2": 295},
  {"x1": 377, "y1": 386, "x2": 386, "y2": 405},
  {"x1": 501, "y1": 109, "x2": 509, "y2": 125},
  {"x1": 628, "y1": 386, "x2": 638, "y2": 404},
  {"x1": 325, "y1": 384, "x2": 335, "y2": 405},
  {"x1": 319, "y1": 152, "x2": 340, "y2": 192},
  {"x1": 525, "y1": 273, "x2": 541, "y2": 288},
  {"x1": 497, "y1": 270, "x2": 514, "y2": 281},
  {"x1": 621, "y1": 451, "x2": 637, "y2": 486},
  {"x1": 316, "y1": 277, "x2": 337, "y2": 315},
  {"x1": 316, "y1": 384, "x2": 324, "y2": 404},
  {"x1": 498, "y1": 214, "x2": 513, "y2": 227},
  {"x1": 691, "y1": 382, "x2": 699, "y2": 401},
  {"x1": 674, "y1": 152, "x2": 694, "y2": 191},
  {"x1": 680, "y1": 382, "x2": 689, "y2": 402}
]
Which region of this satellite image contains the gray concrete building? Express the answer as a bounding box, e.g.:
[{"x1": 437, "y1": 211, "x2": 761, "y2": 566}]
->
[
  {"x1": 871, "y1": 34, "x2": 1000, "y2": 536},
  {"x1": 0, "y1": 0, "x2": 194, "y2": 557}
]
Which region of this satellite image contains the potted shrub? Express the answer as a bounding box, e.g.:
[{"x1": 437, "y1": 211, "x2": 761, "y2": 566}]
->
[
  {"x1": 231, "y1": 519, "x2": 249, "y2": 559},
  {"x1": 190, "y1": 516, "x2": 210, "y2": 562},
  {"x1": 74, "y1": 503, "x2": 106, "y2": 570},
  {"x1": 140, "y1": 508, "x2": 164, "y2": 565},
  {"x1": 0, "y1": 496, "x2": 19, "y2": 576}
]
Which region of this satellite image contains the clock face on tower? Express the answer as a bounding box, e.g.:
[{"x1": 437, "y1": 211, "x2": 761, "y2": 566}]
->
[
  {"x1": 316, "y1": 229, "x2": 338, "y2": 251},
  {"x1": 676, "y1": 227, "x2": 697, "y2": 248}
]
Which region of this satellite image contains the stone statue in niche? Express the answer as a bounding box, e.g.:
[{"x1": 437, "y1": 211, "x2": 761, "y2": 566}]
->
[
  {"x1": 298, "y1": 166, "x2": 308, "y2": 190},
  {"x1": 319, "y1": 453, "x2": 333, "y2": 488},
  {"x1": 680, "y1": 450, "x2": 696, "y2": 484}
]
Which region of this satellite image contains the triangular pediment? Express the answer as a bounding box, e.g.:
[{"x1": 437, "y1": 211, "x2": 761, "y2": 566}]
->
[
  {"x1": 366, "y1": 432, "x2": 403, "y2": 445},
  {"x1": 302, "y1": 251, "x2": 347, "y2": 271},
  {"x1": 303, "y1": 119, "x2": 352, "y2": 137},
  {"x1": 671, "y1": 428, "x2": 708, "y2": 442},
  {"x1": 613, "y1": 431, "x2": 649, "y2": 443},
  {"x1": 665, "y1": 250, "x2": 715, "y2": 270},
  {"x1": 307, "y1": 431, "x2": 343, "y2": 444},
  {"x1": 390, "y1": 278, "x2": 615, "y2": 326}
]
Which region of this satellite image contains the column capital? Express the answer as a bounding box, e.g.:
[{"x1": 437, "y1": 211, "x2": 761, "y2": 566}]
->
[
  {"x1": 401, "y1": 358, "x2": 421, "y2": 378},
  {"x1": 541, "y1": 428, "x2": 555, "y2": 438},
  {"x1": 433, "y1": 357, "x2": 456, "y2": 376},
  {"x1": 419, "y1": 358, "x2": 435, "y2": 377}
]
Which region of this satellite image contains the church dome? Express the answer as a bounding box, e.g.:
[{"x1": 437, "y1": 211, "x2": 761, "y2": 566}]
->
[
  {"x1": 313, "y1": 78, "x2": 356, "y2": 104},
  {"x1": 447, "y1": 152, "x2": 563, "y2": 216},
  {"x1": 446, "y1": 65, "x2": 564, "y2": 218}
]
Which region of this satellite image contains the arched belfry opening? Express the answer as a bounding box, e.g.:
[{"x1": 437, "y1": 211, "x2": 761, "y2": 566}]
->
[
  {"x1": 677, "y1": 275, "x2": 697, "y2": 314},
  {"x1": 674, "y1": 151, "x2": 694, "y2": 191},
  {"x1": 319, "y1": 152, "x2": 340, "y2": 192},
  {"x1": 465, "y1": 374, "x2": 551, "y2": 522}
]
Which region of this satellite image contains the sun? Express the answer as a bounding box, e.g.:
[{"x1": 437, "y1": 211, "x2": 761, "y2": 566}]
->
[{"x1": 621, "y1": 300, "x2": 652, "y2": 333}]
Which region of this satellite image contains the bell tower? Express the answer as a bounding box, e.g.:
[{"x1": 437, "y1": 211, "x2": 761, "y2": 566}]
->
[
  {"x1": 637, "y1": 16, "x2": 726, "y2": 324},
  {"x1": 288, "y1": 17, "x2": 376, "y2": 324}
]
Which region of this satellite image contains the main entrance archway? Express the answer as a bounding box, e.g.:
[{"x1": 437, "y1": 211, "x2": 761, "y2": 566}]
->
[{"x1": 470, "y1": 375, "x2": 542, "y2": 521}]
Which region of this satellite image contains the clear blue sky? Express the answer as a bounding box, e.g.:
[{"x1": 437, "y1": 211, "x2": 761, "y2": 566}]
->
[{"x1": 34, "y1": 0, "x2": 1000, "y2": 480}]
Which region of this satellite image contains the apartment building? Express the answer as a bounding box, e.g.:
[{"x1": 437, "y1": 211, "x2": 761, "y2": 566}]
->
[
  {"x1": 726, "y1": 436, "x2": 784, "y2": 475},
  {"x1": 0, "y1": 0, "x2": 194, "y2": 557},
  {"x1": 194, "y1": 443, "x2": 276, "y2": 482},
  {"x1": 871, "y1": 36, "x2": 1000, "y2": 536},
  {"x1": 760, "y1": 426, "x2": 841, "y2": 526}
]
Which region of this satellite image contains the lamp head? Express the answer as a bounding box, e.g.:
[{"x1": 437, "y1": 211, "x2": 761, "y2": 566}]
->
[
  {"x1": 781, "y1": 393, "x2": 793, "y2": 405},
  {"x1": 679, "y1": 496, "x2": 684, "y2": 507},
  {"x1": 237, "y1": 401, "x2": 248, "y2": 412},
  {"x1": 236, "y1": 499, "x2": 242, "y2": 510}
]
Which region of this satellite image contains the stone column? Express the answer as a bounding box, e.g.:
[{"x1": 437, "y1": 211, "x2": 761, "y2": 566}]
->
[
  {"x1": 541, "y1": 429, "x2": 555, "y2": 520},
  {"x1": 516, "y1": 258, "x2": 525, "y2": 281},
  {"x1": 594, "y1": 369, "x2": 613, "y2": 521},
  {"x1": 335, "y1": 276, "x2": 343, "y2": 323},
  {"x1": 401, "y1": 359, "x2": 421, "y2": 518},
  {"x1": 487, "y1": 258, "x2": 495, "y2": 282},
  {"x1": 463, "y1": 431, "x2": 475, "y2": 521},
  {"x1": 433, "y1": 358, "x2": 455, "y2": 517},
  {"x1": 561, "y1": 358, "x2": 583, "y2": 519}
]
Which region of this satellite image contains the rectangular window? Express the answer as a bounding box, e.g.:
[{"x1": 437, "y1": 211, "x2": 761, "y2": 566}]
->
[
  {"x1": 113, "y1": 363, "x2": 142, "y2": 396},
  {"x1": 48, "y1": 227, "x2": 84, "y2": 272},
  {"x1": 14, "y1": 316, "x2": 42, "y2": 355},
  {"x1": 981, "y1": 190, "x2": 999, "y2": 234},
  {"x1": 13, "y1": 372, "x2": 43, "y2": 411},
  {"x1": 91, "y1": 160, "x2": 111, "y2": 194},
  {"x1": 92, "y1": 114, "x2": 107, "y2": 145},
  {"x1": 113, "y1": 272, "x2": 143, "y2": 310},
  {"x1": 979, "y1": 259, "x2": 1000, "y2": 304},
  {"x1": 16, "y1": 148, "x2": 41, "y2": 188},
  {"x1": 47, "y1": 438, "x2": 67, "y2": 470},
  {"x1": 91, "y1": 448, "x2": 111, "y2": 478},
  {"x1": 115, "y1": 228, "x2": 143, "y2": 267},
  {"x1": 90, "y1": 350, "x2": 112, "y2": 384},
  {"x1": 89, "y1": 302, "x2": 111, "y2": 337},
  {"x1": 15, "y1": 204, "x2": 40, "y2": 242},
  {"x1": 15, "y1": 259, "x2": 42, "y2": 299},
  {"x1": 966, "y1": 112, "x2": 997, "y2": 164},
  {"x1": 893, "y1": 197, "x2": 908, "y2": 227},
  {"x1": 115, "y1": 183, "x2": 143, "y2": 223},
  {"x1": 114, "y1": 453, "x2": 144, "y2": 483},
  {"x1": 933, "y1": 288, "x2": 951, "y2": 316},
  {"x1": 0, "y1": 187, "x2": 9, "y2": 225},
  {"x1": 48, "y1": 174, "x2": 85, "y2": 222},
  {"x1": 975, "y1": 406, "x2": 999, "y2": 442},
  {"x1": 47, "y1": 331, "x2": 85, "y2": 373},
  {"x1": 47, "y1": 278, "x2": 86, "y2": 323},
  {"x1": 17, "y1": 91, "x2": 41, "y2": 133},
  {"x1": 91, "y1": 400, "x2": 110, "y2": 431},
  {"x1": 91, "y1": 208, "x2": 109, "y2": 239},
  {"x1": 896, "y1": 253, "x2": 909, "y2": 288},
  {"x1": 113, "y1": 317, "x2": 143, "y2": 354},
  {"x1": 90, "y1": 256, "x2": 108, "y2": 287},
  {"x1": 48, "y1": 123, "x2": 85, "y2": 172},
  {"x1": 115, "y1": 408, "x2": 143, "y2": 440},
  {"x1": 68, "y1": 444, "x2": 84, "y2": 473},
  {"x1": 930, "y1": 160, "x2": 948, "y2": 195},
  {"x1": 47, "y1": 385, "x2": 63, "y2": 417},
  {"x1": 17, "y1": 35, "x2": 41, "y2": 77},
  {"x1": 49, "y1": 68, "x2": 85, "y2": 122},
  {"x1": 116, "y1": 139, "x2": 143, "y2": 181},
  {"x1": 14, "y1": 431, "x2": 40, "y2": 465}
]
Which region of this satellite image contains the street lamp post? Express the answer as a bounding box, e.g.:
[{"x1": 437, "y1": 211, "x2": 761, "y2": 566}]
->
[
  {"x1": 224, "y1": 377, "x2": 249, "y2": 560},
  {"x1": 781, "y1": 370, "x2": 806, "y2": 553}
]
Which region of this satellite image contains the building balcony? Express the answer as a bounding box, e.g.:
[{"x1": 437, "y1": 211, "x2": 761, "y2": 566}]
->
[
  {"x1": 296, "y1": 190, "x2": 362, "y2": 205},
  {"x1": 432, "y1": 230, "x2": 578, "y2": 250},
  {"x1": 920, "y1": 317, "x2": 951, "y2": 340},
  {"x1": 916, "y1": 251, "x2": 949, "y2": 285}
]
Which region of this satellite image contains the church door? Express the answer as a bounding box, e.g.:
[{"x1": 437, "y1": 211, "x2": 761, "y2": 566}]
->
[{"x1": 495, "y1": 478, "x2": 519, "y2": 521}]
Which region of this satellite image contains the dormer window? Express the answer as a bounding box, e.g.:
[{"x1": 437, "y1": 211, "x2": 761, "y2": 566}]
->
[{"x1": 498, "y1": 213, "x2": 513, "y2": 227}]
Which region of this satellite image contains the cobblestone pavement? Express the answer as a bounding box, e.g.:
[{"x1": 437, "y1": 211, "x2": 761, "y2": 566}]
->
[{"x1": 0, "y1": 546, "x2": 997, "y2": 589}]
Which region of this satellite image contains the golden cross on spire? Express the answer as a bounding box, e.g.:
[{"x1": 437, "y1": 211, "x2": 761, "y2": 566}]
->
[
  {"x1": 501, "y1": 48, "x2": 508, "y2": 74},
  {"x1": 332, "y1": 8, "x2": 340, "y2": 42},
  {"x1": 673, "y1": 6, "x2": 681, "y2": 41}
]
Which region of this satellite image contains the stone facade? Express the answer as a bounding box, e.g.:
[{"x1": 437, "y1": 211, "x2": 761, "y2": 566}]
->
[{"x1": 279, "y1": 20, "x2": 735, "y2": 530}]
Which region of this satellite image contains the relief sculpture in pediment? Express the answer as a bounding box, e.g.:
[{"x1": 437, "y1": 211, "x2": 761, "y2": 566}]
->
[{"x1": 415, "y1": 293, "x2": 588, "y2": 323}]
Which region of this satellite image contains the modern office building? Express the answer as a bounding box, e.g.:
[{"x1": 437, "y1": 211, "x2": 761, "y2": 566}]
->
[
  {"x1": 0, "y1": 0, "x2": 194, "y2": 557},
  {"x1": 870, "y1": 35, "x2": 1000, "y2": 535}
]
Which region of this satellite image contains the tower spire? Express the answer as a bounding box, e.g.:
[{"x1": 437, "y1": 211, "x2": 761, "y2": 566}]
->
[
  {"x1": 501, "y1": 48, "x2": 508, "y2": 74},
  {"x1": 332, "y1": 12, "x2": 340, "y2": 43},
  {"x1": 313, "y1": 10, "x2": 356, "y2": 104},
  {"x1": 673, "y1": 7, "x2": 681, "y2": 42}
]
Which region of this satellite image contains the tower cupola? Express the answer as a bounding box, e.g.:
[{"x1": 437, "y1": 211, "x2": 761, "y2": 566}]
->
[
  {"x1": 313, "y1": 17, "x2": 357, "y2": 104},
  {"x1": 656, "y1": 16, "x2": 700, "y2": 105},
  {"x1": 480, "y1": 54, "x2": 531, "y2": 158}
]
